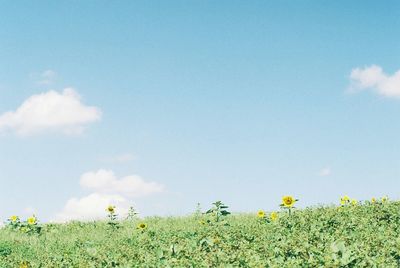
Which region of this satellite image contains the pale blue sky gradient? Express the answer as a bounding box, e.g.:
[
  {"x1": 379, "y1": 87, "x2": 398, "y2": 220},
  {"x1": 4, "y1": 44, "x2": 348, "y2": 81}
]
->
[{"x1": 0, "y1": 1, "x2": 400, "y2": 221}]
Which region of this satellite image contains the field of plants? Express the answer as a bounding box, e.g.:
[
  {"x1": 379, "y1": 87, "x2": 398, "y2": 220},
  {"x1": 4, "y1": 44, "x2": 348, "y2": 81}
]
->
[{"x1": 1, "y1": 197, "x2": 400, "y2": 267}]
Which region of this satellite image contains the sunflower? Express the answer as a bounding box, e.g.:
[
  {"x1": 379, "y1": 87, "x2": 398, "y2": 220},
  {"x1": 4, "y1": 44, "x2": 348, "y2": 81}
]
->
[
  {"x1": 19, "y1": 261, "x2": 30, "y2": 268},
  {"x1": 281, "y1": 195, "x2": 296, "y2": 208},
  {"x1": 137, "y1": 223, "x2": 147, "y2": 230},
  {"x1": 10, "y1": 215, "x2": 19, "y2": 222},
  {"x1": 213, "y1": 237, "x2": 221, "y2": 244},
  {"x1": 340, "y1": 195, "x2": 350, "y2": 205},
  {"x1": 371, "y1": 197, "x2": 376, "y2": 203},
  {"x1": 257, "y1": 210, "x2": 266, "y2": 218},
  {"x1": 351, "y1": 199, "x2": 357, "y2": 206},
  {"x1": 270, "y1": 212, "x2": 278, "y2": 222},
  {"x1": 382, "y1": 196, "x2": 388, "y2": 203},
  {"x1": 199, "y1": 220, "x2": 206, "y2": 225},
  {"x1": 107, "y1": 205, "x2": 115, "y2": 214},
  {"x1": 27, "y1": 216, "x2": 37, "y2": 225}
]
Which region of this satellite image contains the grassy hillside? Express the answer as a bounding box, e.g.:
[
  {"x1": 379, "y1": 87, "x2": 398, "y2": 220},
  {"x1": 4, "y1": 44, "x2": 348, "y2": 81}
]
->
[{"x1": 1, "y1": 200, "x2": 400, "y2": 267}]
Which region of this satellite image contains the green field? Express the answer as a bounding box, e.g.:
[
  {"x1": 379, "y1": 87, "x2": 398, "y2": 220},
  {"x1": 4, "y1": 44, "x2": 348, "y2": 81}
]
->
[{"x1": 1, "y1": 200, "x2": 400, "y2": 267}]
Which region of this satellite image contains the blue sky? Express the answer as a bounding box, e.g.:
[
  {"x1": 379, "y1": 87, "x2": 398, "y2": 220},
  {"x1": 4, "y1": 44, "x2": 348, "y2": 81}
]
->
[{"x1": 0, "y1": 1, "x2": 399, "y2": 221}]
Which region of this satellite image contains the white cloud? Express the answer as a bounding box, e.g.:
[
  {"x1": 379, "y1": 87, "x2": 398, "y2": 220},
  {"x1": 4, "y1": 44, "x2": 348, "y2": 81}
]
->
[
  {"x1": 319, "y1": 167, "x2": 331, "y2": 177},
  {"x1": 349, "y1": 65, "x2": 400, "y2": 97},
  {"x1": 53, "y1": 193, "x2": 130, "y2": 222},
  {"x1": 0, "y1": 88, "x2": 101, "y2": 136},
  {"x1": 80, "y1": 169, "x2": 164, "y2": 197},
  {"x1": 54, "y1": 169, "x2": 164, "y2": 222}
]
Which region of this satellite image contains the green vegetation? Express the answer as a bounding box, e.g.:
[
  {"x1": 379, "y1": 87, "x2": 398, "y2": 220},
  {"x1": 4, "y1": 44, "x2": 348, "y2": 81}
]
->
[{"x1": 1, "y1": 200, "x2": 400, "y2": 267}]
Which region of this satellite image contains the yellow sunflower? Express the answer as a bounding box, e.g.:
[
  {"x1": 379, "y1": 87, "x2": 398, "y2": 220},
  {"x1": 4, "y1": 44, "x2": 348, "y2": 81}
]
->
[
  {"x1": 10, "y1": 215, "x2": 19, "y2": 222},
  {"x1": 257, "y1": 210, "x2": 266, "y2": 218},
  {"x1": 106, "y1": 205, "x2": 115, "y2": 214},
  {"x1": 19, "y1": 261, "x2": 30, "y2": 268},
  {"x1": 213, "y1": 237, "x2": 221, "y2": 244},
  {"x1": 137, "y1": 222, "x2": 147, "y2": 230},
  {"x1": 281, "y1": 195, "x2": 296, "y2": 208},
  {"x1": 270, "y1": 212, "x2": 278, "y2": 222},
  {"x1": 382, "y1": 196, "x2": 388, "y2": 203},
  {"x1": 340, "y1": 195, "x2": 350, "y2": 205},
  {"x1": 351, "y1": 199, "x2": 357, "y2": 206},
  {"x1": 371, "y1": 197, "x2": 376, "y2": 203},
  {"x1": 27, "y1": 216, "x2": 37, "y2": 225}
]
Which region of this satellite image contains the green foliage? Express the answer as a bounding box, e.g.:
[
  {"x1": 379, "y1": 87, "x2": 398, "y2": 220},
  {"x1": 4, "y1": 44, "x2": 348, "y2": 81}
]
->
[
  {"x1": 1, "y1": 202, "x2": 400, "y2": 266},
  {"x1": 126, "y1": 206, "x2": 139, "y2": 221},
  {"x1": 206, "y1": 201, "x2": 231, "y2": 222},
  {"x1": 106, "y1": 206, "x2": 120, "y2": 230},
  {"x1": 0, "y1": 242, "x2": 12, "y2": 258},
  {"x1": 6, "y1": 216, "x2": 20, "y2": 231},
  {"x1": 5, "y1": 216, "x2": 41, "y2": 235}
]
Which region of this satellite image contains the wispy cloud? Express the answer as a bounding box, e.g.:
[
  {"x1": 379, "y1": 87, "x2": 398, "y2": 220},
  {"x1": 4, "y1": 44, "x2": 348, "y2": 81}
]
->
[
  {"x1": 349, "y1": 65, "x2": 400, "y2": 98},
  {"x1": 318, "y1": 167, "x2": 331, "y2": 177},
  {"x1": 23, "y1": 206, "x2": 37, "y2": 216},
  {"x1": 99, "y1": 153, "x2": 135, "y2": 163},
  {"x1": 0, "y1": 88, "x2": 101, "y2": 136},
  {"x1": 30, "y1": 70, "x2": 58, "y2": 85},
  {"x1": 38, "y1": 70, "x2": 57, "y2": 85},
  {"x1": 80, "y1": 169, "x2": 164, "y2": 197}
]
